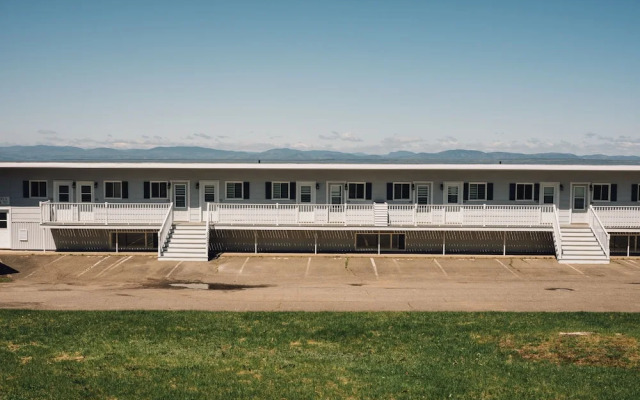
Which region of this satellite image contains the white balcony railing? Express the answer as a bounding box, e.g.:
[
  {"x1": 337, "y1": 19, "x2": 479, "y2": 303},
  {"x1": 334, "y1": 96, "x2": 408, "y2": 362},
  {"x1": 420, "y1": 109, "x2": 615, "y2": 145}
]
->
[
  {"x1": 592, "y1": 206, "x2": 640, "y2": 228},
  {"x1": 206, "y1": 203, "x2": 555, "y2": 228},
  {"x1": 588, "y1": 205, "x2": 610, "y2": 258},
  {"x1": 41, "y1": 202, "x2": 171, "y2": 225}
]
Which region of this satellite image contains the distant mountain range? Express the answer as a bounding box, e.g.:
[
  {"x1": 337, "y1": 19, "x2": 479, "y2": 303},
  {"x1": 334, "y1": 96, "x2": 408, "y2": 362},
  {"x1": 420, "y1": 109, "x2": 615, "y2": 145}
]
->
[{"x1": 1, "y1": 145, "x2": 640, "y2": 164}]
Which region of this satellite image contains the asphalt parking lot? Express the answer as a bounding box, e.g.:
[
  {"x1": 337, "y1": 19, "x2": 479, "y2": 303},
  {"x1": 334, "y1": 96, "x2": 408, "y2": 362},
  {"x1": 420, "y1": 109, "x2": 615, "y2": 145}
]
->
[{"x1": 1, "y1": 252, "x2": 639, "y2": 311}]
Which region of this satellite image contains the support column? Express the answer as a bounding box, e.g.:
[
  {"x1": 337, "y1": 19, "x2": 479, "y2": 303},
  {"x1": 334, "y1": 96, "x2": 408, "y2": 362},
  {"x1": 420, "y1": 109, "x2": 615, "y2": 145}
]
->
[
  {"x1": 254, "y1": 231, "x2": 258, "y2": 254},
  {"x1": 314, "y1": 233, "x2": 317, "y2": 255},
  {"x1": 116, "y1": 230, "x2": 119, "y2": 253},
  {"x1": 628, "y1": 235, "x2": 630, "y2": 257},
  {"x1": 503, "y1": 231, "x2": 506, "y2": 256},
  {"x1": 442, "y1": 232, "x2": 446, "y2": 255}
]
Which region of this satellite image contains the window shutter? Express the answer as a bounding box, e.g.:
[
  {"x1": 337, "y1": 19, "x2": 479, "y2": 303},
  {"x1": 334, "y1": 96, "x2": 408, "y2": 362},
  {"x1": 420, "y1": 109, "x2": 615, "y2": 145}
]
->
[
  {"x1": 487, "y1": 183, "x2": 493, "y2": 200},
  {"x1": 611, "y1": 184, "x2": 617, "y2": 202},
  {"x1": 23, "y1": 181, "x2": 29, "y2": 198},
  {"x1": 509, "y1": 183, "x2": 516, "y2": 201},
  {"x1": 143, "y1": 182, "x2": 150, "y2": 199},
  {"x1": 633, "y1": 184, "x2": 638, "y2": 202},
  {"x1": 265, "y1": 182, "x2": 272, "y2": 200},
  {"x1": 387, "y1": 183, "x2": 393, "y2": 200},
  {"x1": 463, "y1": 183, "x2": 469, "y2": 201},
  {"x1": 365, "y1": 183, "x2": 372, "y2": 200},
  {"x1": 122, "y1": 181, "x2": 129, "y2": 199},
  {"x1": 290, "y1": 182, "x2": 296, "y2": 200},
  {"x1": 534, "y1": 183, "x2": 540, "y2": 202},
  {"x1": 243, "y1": 182, "x2": 250, "y2": 199}
]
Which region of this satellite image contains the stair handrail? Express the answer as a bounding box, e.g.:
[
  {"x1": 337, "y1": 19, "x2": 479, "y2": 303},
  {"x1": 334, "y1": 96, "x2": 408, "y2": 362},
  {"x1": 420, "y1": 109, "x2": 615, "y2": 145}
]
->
[
  {"x1": 551, "y1": 204, "x2": 563, "y2": 259},
  {"x1": 588, "y1": 205, "x2": 610, "y2": 258},
  {"x1": 205, "y1": 202, "x2": 210, "y2": 259},
  {"x1": 157, "y1": 203, "x2": 174, "y2": 257}
]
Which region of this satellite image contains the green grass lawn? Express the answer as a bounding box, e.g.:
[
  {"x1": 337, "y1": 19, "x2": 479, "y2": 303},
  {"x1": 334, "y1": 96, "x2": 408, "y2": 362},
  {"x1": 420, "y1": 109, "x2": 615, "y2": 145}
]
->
[{"x1": 1, "y1": 311, "x2": 639, "y2": 399}]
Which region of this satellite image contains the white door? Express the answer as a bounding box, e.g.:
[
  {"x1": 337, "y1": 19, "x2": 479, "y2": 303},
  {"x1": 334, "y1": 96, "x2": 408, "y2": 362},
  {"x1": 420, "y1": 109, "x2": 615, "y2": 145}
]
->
[
  {"x1": 414, "y1": 183, "x2": 432, "y2": 224},
  {"x1": 443, "y1": 182, "x2": 463, "y2": 224},
  {"x1": 76, "y1": 181, "x2": 94, "y2": 222},
  {"x1": 199, "y1": 180, "x2": 218, "y2": 222},
  {"x1": 539, "y1": 182, "x2": 560, "y2": 224},
  {"x1": 297, "y1": 182, "x2": 316, "y2": 223},
  {"x1": 328, "y1": 183, "x2": 344, "y2": 223},
  {"x1": 571, "y1": 183, "x2": 589, "y2": 224},
  {"x1": 172, "y1": 181, "x2": 189, "y2": 222},
  {"x1": 53, "y1": 181, "x2": 74, "y2": 222},
  {"x1": 0, "y1": 208, "x2": 10, "y2": 249}
]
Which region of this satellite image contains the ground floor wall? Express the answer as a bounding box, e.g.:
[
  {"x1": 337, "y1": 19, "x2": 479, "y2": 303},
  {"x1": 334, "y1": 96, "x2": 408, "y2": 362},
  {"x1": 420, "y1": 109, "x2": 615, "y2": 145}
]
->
[
  {"x1": 209, "y1": 230, "x2": 555, "y2": 255},
  {"x1": 50, "y1": 229, "x2": 158, "y2": 252},
  {"x1": 610, "y1": 234, "x2": 640, "y2": 256}
]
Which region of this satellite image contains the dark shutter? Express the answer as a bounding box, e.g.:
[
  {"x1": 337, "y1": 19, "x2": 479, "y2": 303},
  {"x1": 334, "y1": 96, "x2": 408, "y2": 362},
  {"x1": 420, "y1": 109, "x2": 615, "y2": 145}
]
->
[
  {"x1": 487, "y1": 183, "x2": 494, "y2": 200},
  {"x1": 265, "y1": 182, "x2": 272, "y2": 200},
  {"x1": 143, "y1": 182, "x2": 150, "y2": 199},
  {"x1": 289, "y1": 182, "x2": 296, "y2": 200},
  {"x1": 611, "y1": 184, "x2": 617, "y2": 202},
  {"x1": 365, "y1": 182, "x2": 372, "y2": 200},
  {"x1": 534, "y1": 183, "x2": 540, "y2": 202},
  {"x1": 633, "y1": 184, "x2": 638, "y2": 202},
  {"x1": 387, "y1": 183, "x2": 393, "y2": 200},
  {"x1": 23, "y1": 181, "x2": 29, "y2": 198},
  {"x1": 509, "y1": 183, "x2": 516, "y2": 201},
  {"x1": 122, "y1": 181, "x2": 129, "y2": 199},
  {"x1": 243, "y1": 182, "x2": 250, "y2": 199},
  {"x1": 463, "y1": 183, "x2": 469, "y2": 201}
]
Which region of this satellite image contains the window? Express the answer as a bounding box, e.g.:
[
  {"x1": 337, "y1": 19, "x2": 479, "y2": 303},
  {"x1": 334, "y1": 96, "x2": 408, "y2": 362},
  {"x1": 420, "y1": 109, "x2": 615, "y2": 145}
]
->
[
  {"x1": 447, "y1": 185, "x2": 459, "y2": 204},
  {"x1": 272, "y1": 182, "x2": 289, "y2": 200},
  {"x1": 203, "y1": 185, "x2": 216, "y2": 202},
  {"x1": 30, "y1": 181, "x2": 47, "y2": 198},
  {"x1": 415, "y1": 184, "x2": 430, "y2": 205},
  {"x1": 543, "y1": 186, "x2": 555, "y2": 204},
  {"x1": 573, "y1": 185, "x2": 586, "y2": 210},
  {"x1": 592, "y1": 184, "x2": 610, "y2": 202},
  {"x1": 299, "y1": 185, "x2": 312, "y2": 203},
  {"x1": 348, "y1": 183, "x2": 365, "y2": 200},
  {"x1": 0, "y1": 211, "x2": 7, "y2": 229},
  {"x1": 469, "y1": 183, "x2": 487, "y2": 201},
  {"x1": 226, "y1": 182, "x2": 243, "y2": 200},
  {"x1": 58, "y1": 185, "x2": 70, "y2": 202},
  {"x1": 330, "y1": 184, "x2": 343, "y2": 204},
  {"x1": 105, "y1": 181, "x2": 122, "y2": 199},
  {"x1": 393, "y1": 183, "x2": 411, "y2": 200},
  {"x1": 151, "y1": 182, "x2": 168, "y2": 199},
  {"x1": 516, "y1": 183, "x2": 534, "y2": 201}
]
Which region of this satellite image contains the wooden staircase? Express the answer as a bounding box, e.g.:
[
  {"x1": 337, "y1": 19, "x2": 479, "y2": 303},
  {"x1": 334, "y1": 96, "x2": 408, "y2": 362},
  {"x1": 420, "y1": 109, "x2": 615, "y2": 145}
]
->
[
  {"x1": 558, "y1": 226, "x2": 609, "y2": 264},
  {"x1": 159, "y1": 223, "x2": 209, "y2": 261}
]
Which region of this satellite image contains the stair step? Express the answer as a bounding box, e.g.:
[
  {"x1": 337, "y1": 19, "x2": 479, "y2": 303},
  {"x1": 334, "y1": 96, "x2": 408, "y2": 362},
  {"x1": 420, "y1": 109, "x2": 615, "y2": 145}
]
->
[
  {"x1": 562, "y1": 233, "x2": 595, "y2": 237},
  {"x1": 563, "y1": 250, "x2": 606, "y2": 255},
  {"x1": 169, "y1": 243, "x2": 206, "y2": 249},
  {"x1": 163, "y1": 249, "x2": 206, "y2": 255},
  {"x1": 160, "y1": 257, "x2": 208, "y2": 262},
  {"x1": 562, "y1": 237, "x2": 598, "y2": 242},
  {"x1": 563, "y1": 245, "x2": 603, "y2": 251},
  {"x1": 561, "y1": 255, "x2": 609, "y2": 260}
]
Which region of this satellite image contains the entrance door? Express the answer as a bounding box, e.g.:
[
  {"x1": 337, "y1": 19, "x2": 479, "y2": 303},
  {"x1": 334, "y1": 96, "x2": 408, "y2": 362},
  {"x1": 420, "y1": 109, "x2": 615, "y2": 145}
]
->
[
  {"x1": 172, "y1": 181, "x2": 189, "y2": 222},
  {"x1": 76, "y1": 181, "x2": 94, "y2": 222},
  {"x1": 571, "y1": 183, "x2": 589, "y2": 224},
  {"x1": 414, "y1": 183, "x2": 432, "y2": 224},
  {"x1": 199, "y1": 180, "x2": 218, "y2": 222},
  {"x1": 328, "y1": 183, "x2": 344, "y2": 223},
  {"x1": 0, "y1": 208, "x2": 10, "y2": 249},
  {"x1": 53, "y1": 181, "x2": 73, "y2": 222},
  {"x1": 443, "y1": 182, "x2": 463, "y2": 224},
  {"x1": 297, "y1": 182, "x2": 316, "y2": 223}
]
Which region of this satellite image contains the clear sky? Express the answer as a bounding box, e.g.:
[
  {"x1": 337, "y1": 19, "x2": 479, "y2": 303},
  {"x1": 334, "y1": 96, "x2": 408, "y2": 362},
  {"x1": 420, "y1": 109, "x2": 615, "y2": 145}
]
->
[{"x1": 1, "y1": 0, "x2": 638, "y2": 155}]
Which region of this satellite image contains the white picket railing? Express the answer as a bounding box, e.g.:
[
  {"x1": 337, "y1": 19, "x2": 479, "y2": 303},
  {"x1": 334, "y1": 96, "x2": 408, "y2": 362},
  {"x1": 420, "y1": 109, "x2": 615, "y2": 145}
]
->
[
  {"x1": 157, "y1": 203, "x2": 174, "y2": 258},
  {"x1": 592, "y1": 206, "x2": 640, "y2": 228},
  {"x1": 588, "y1": 205, "x2": 610, "y2": 258},
  {"x1": 551, "y1": 204, "x2": 563, "y2": 259},
  {"x1": 41, "y1": 202, "x2": 171, "y2": 225},
  {"x1": 206, "y1": 203, "x2": 555, "y2": 228}
]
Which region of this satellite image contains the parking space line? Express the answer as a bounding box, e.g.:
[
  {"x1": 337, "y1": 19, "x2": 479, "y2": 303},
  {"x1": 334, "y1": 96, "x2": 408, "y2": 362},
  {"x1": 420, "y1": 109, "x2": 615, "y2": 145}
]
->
[
  {"x1": 563, "y1": 263, "x2": 588, "y2": 277},
  {"x1": 369, "y1": 258, "x2": 379, "y2": 279},
  {"x1": 433, "y1": 259, "x2": 448, "y2": 277},
  {"x1": 391, "y1": 258, "x2": 402, "y2": 273},
  {"x1": 626, "y1": 259, "x2": 638, "y2": 264},
  {"x1": 96, "y1": 256, "x2": 133, "y2": 277},
  {"x1": 25, "y1": 255, "x2": 68, "y2": 278},
  {"x1": 236, "y1": 257, "x2": 250, "y2": 280},
  {"x1": 305, "y1": 257, "x2": 311, "y2": 278},
  {"x1": 495, "y1": 259, "x2": 522, "y2": 279},
  {"x1": 165, "y1": 261, "x2": 183, "y2": 279},
  {"x1": 77, "y1": 256, "x2": 110, "y2": 277},
  {"x1": 619, "y1": 260, "x2": 640, "y2": 269}
]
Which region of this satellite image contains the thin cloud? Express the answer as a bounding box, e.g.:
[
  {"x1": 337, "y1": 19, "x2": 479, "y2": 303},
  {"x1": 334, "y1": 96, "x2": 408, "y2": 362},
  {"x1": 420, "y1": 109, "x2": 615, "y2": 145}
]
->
[
  {"x1": 37, "y1": 129, "x2": 58, "y2": 136},
  {"x1": 318, "y1": 131, "x2": 363, "y2": 142}
]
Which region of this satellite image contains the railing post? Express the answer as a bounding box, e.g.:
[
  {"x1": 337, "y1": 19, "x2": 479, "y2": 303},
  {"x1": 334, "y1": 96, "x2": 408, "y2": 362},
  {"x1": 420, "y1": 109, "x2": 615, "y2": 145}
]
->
[
  {"x1": 105, "y1": 202, "x2": 109, "y2": 225},
  {"x1": 414, "y1": 203, "x2": 417, "y2": 226},
  {"x1": 276, "y1": 203, "x2": 279, "y2": 226},
  {"x1": 483, "y1": 204, "x2": 486, "y2": 227}
]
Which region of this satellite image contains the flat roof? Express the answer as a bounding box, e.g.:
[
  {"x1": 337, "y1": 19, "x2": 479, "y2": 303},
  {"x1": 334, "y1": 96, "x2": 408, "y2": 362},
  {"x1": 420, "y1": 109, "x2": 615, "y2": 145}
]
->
[{"x1": 2, "y1": 161, "x2": 640, "y2": 171}]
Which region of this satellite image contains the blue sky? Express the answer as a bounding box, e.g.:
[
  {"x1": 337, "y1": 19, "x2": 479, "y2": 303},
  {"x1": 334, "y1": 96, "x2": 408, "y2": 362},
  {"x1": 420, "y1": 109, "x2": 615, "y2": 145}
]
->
[{"x1": 1, "y1": 0, "x2": 638, "y2": 154}]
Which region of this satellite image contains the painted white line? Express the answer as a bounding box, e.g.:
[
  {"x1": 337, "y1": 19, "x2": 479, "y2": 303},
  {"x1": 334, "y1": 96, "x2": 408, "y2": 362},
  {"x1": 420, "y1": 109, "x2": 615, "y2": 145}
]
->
[
  {"x1": 496, "y1": 259, "x2": 522, "y2": 279},
  {"x1": 369, "y1": 258, "x2": 379, "y2": 279},
  {"x1": 433, "y1": 259, "x2": 448, "y2": 277},
  {"x1": 96, "y1": 256, "x2": 132, "y2": 277},
  {"x1": 77, "y1": 256, "x2": 110, "y2": 277},
  {"x1": 25, "y1": 255, "x2": 68, "y2": 278},
  {"x1": 305, "y1": 257, "x2": 311, "y2": 278},
  {"x1": 165, "y1": 261, "x2": 183, "y2": 279},
  {"x1": 391, "y1": 258, "x2": 402, "y2": 274},
  {"x1": 238, "y1": 257, "x2": 250, "y2": 275},
  {"x1": 564, "y1": 263, "x2": 588, "y2": 277},
  {"x1": 620, "y1": 260, "x2": 640, "y2": 269},
  {"x1": 626, "y1": 259, "x2": 638, "y2": 265}
]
